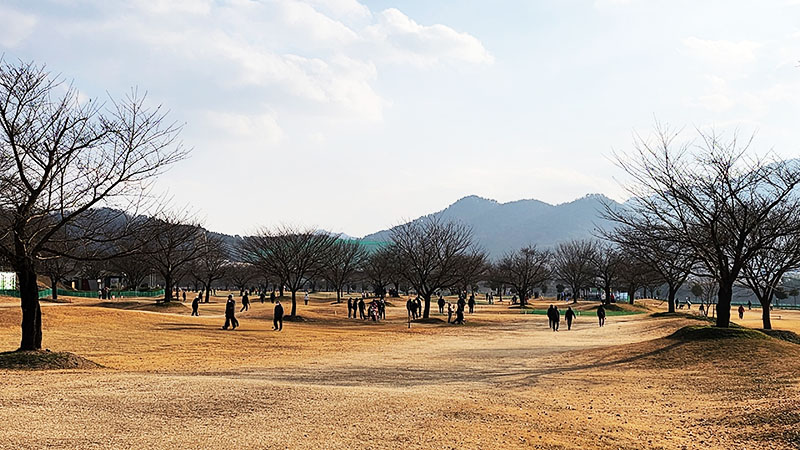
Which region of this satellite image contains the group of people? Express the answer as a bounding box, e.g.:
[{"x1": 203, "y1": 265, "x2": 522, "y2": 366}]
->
[
  {"x1": 546, "y1": 304, "x2": 604, "y2": 330},
  {"x1": 348, "y1": 297, "x2": 386, "y2": 321},
  {"x1": 188, "y1": 289, "x2": 286, "y2": 332}
]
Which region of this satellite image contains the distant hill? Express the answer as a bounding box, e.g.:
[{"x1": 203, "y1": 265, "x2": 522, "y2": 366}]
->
[{"x1": 362, "y1": 194, "x2": 622, "y2": 259}]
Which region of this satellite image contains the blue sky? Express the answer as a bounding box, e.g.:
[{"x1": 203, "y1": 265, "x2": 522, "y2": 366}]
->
[{"x1": 1, "y1": 0, "x2": 799, "y2": 236}]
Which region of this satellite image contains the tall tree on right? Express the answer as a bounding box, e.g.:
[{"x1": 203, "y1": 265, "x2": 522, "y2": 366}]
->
[{"x1": 605, "y1": 124, "x2": 800, "y2": 327}]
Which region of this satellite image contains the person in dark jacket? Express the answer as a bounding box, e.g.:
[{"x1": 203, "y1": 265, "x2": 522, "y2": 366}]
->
[
  {"x1": 358, "y1": 298, "x2": 366, "y2": 319},
  {"x1": 438, "y1": 296, "x2": 445, "y2": 314},
  {"x1": 273, "y1": 300, "x2": 284, "y2": 331},
  {"x1": 191, "y1": 294, "x2": 200, "y2": 316},
  {"x1": 270, "y1": 290, "x2": 276, "y2": 303},
  {"x1": 347, "y1": 297, "x2": 354, "y2": 318},
  {"x1": 553, "y1": 306, "x2": 560, "y2": 331},
  {"x1": 222, "y1": 295, "x2": 238, "y2": 330},
  {"x1": 565, "y1": 306, "x2": 576, "y2": 330},
  {"x1": 240, "y1": 292, "x2": 250, "y2": 312},
  {"x1": 468, "y1": 294, "x2": 475, "y2": 314},
  {"x1": 597, "y1": 305, "x2": 606, "y2": 327}
]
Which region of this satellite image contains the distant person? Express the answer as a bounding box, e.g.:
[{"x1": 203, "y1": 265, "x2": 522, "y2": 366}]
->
[
  {"x1": 273, "y1": 300, "x2": 284, "y2": 331},
  {"x1": 565, "y1": 306, "x2": 575, "y2": 330},
  {"x1": 260, "y1": 291, "x2": 266, "y2": 304},
  {"x1": 270, "y1": 290, "x2": 276, "y2": 303},
  {"x1": 240, "y1": 292, "x2": 250, "y2": 312},
  {"x1": 453, "y1": 303, "x2": 465, "y2": 325},
  {"x1": 438, "y1": 296, "x2": 445, "y2": 314},
  {"x1": 547, "y1": 305, "x2": 556, "y2": 330},
  {"x1": 416, "y1": 297, "x2": 423, "y2": 318},
  {"x1": 699, "y1": 304, "x2": 705, "y2": 316},
  {"x1": 348, "y1": 297, "x2": 354, "y2": 318},
  {"x1": 457, "y1": 296, "x2": 466, "y2": 315},
  {"x1": 553, "y1": 306, "x2": 560, "y2": 331},
  {"x1": 222, "y1": 295, "x2": 239, "y2": 330},
  {"x1": 597, "y1": 305, "x2": 606, "y2": 327},
  {"x1": 738, "y1": 305, "x2": 745, "y2": 320},
  {"x1": 304, "y1": 291, "x2": 309, "y2": 305},
  {"x1": 358, "y1": 298, "x2": 366, "y2": 320},
  {"x1": 191, "y1": 295, "x2": 200, "y2": 316},
  {"x1": 447, "y1": 303, "x2": 454, "y2": 323},
  {"x1": 182, "y1": 290, "x2": 187, "y2": 302},
  {"x1": 747, "y1": 300, "x2": 752, "y2": 310},
  {"x1": 407, "y1": 298, "x2": 414, "y2": 319},
  {"x1": 468, "y1": 295, "x2": 475, "y2": 314}
]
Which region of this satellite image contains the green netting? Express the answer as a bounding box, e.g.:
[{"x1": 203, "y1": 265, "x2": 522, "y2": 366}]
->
[
  {"x1": 0, "y1": 289, "x2": 53, "y2": 299},
  {"x1": 55, "y1": 288, "x2": 165, "y2": 298}
]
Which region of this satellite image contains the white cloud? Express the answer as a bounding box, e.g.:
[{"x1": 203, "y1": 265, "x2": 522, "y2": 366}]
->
[
  {"x1": 0, "y1": 5, "x2": 37, "y2": 47},
  {"x1": 364, "y1": 8, "x2": 494, "y2": 67},
  {"x1": 203, "y1": 111, "x2": 285, "y2": 144},
  {"x1": 682, "y1": 37, "x2": 761, "y2": 66}
]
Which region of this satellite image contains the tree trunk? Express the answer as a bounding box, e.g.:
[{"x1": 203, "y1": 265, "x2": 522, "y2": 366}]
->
[
  {"x1": 204, "y1": 280, "x2": 211, "y2": 302},
  {"x1": 604, "y1": 286, "x2": 612, "y2": 305},
  {"x1": 18, "y1": 263, "x2": 42, "y2": 350},
  {"x1": 667, "y1": 285, "x2": 676, "y2": 313},
  {"x1": 291, "y1": 290, "x2": 297, "y2": 316},
  {"x1": 761, "y1": 299, "x2": 772, "y2": 329},
  {"x1": 423, "y1": 293, "x2": 431, "y2": 318},
  {"x1": 628, "y1": 287, "x2": 635, "y2": 305},
  {"x1": 279, "y1": 284, "x2": 284, "y2": 298},
  {"x1": 50, "y1": 276, "x2": 58, "y2": 302},
  {"x1": 163, "y1": 273, "x2": 173, "y2": 302},
  {"x1": 716, "y1": 282, "x2": 732, "y2": 327},
  {"x1": 336, "y1": 289, "x2": 341, "y2": 303}
]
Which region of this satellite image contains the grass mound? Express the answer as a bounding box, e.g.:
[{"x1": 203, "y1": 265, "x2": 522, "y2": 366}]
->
[
  {"x1": 284, "y1": 315, "x2": 307, "y2": 322},
  {"x1": 669, "y1": 325, "x2": 768, "y2": 341},
  {"x1": 761, "y1": 329, "x2": 800, "y2": 345},
  {"x1": 0, "y1": 350, "x2": 101, "y2": 370}
]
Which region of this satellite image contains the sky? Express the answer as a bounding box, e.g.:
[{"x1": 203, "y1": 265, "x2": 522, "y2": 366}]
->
[{"x1": 1, "y1": 0, "x2": 799, "y2": 237}]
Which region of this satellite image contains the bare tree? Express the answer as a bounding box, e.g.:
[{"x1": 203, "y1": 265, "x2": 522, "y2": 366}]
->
[
  {"x1": 0, "y1": 60, "x2": 186, "y2": 350},
  {"x1": 590, "y1": 242, "x2": 622, "y2": 305},
  {"x1": 324, "y1": 239, "x2": 368, "y2": 303},
  {"x1": 606, "y1": 124, "x2": 800, "y2": 327},
  {"x1": 553, "y1": 240, "x2": 597, "y2": 301},
  {"x1": 144, "y1": 212, "x2": 205, "y2": 302},
  {"x1": 739, "y1": 233, "x2": 800, "y2": 329},
  {"x1": 240, "y1": 226, "x2": 338, "y2": 317},
  {"x1": 453, "y1": 251, "x2": 489, "y2": 294},
  {"x1": 192, "y1": 232, "x2": 229, "y2": 302},
  {"x1": 227, "y1": 263, "x2": 259, "y2": 295},
  {"x1": 390, "y1": 217, "x2": 478, "y2": 318},
  {"x1": 494, "y1": 246, "x2": 552, "y2": 307},
  {"x1": 364, "y1": 246, "x2": 394, "y2": 297},
  {"x1": 606, "y1": 228, "x2": 695, "y2": 312}
]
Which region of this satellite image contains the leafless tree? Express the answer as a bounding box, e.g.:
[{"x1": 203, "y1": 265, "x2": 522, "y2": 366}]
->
[
  {"x1": 606, "y1": 228, "x2": 695, "y2": 312},
  {"x1": 227, "y1": 263, "x2": 259, "y2": 295},
  {"x1": 494, "y1": 246, "x2": 552, "y2": 307},
  {"x1": 590, "y1": 242, "x2": 622, "y2": 305},
  {"x1": 324, "y1": 239, "x2": 368, "y2": 303},
  {"x1": 739, "y1": 232, "x2": 800, "y2": 329},
  {"x1": 452, "y1": 251, "x2": 489, "y2": 294},
  {"x1": 240, "y1": 226, "x2": 338, "y2": 316},
  {"x1": 606, "y1": 124, "x2": 800, "y2": 326},
  {"x1": 109, "y1": 234, "x2": 154, "y2": 290},
  {"x1": 390, "y1": 217, "x2": 478, "y2": 318},
  {"x1": 143, "y1": 212, "x2": 205, "y2": 302},
  {"x1": 553, "y1": 239, "x2": 597, "y2": 301},
  {"x1": 364, "y1": 245, "x2": 394, "y2": 297},
  {"x1": 191, "y1": 232, "x2": 229, "y2": 302},
  {"x1": 0, "y1": 60, "x2": 186, "y2": 350}
]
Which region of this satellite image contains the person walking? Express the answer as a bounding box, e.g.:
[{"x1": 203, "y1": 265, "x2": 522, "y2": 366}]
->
[
  {"x1": 240, "y1": 292, "x2": 250, "y2": 312},
  {"x1": 270, "y1": 290, "x2": 276, "y2": 304},
  {"x1": 222, "y1": 295, "x2": 239, "y2": 330},
  {"x1": 447, "y1": 303, "x2": 454, "y2": 323},
  {"x1": 438, "y1": 296, "x2": 445, "y2": 314},
  {"x1": 747, "y1": 300, "x2": 752, "y2": 310},
  {"x1": 547, "y1": 305, "x2": 556, "y2": 330},
  {"x1": 273, "y1": 299, "x2": 284, "y2": 331},
  {"x1": 260, "y1": 290, "x2": 266, "y2": 304},
  {"x1": 468, "y1": 294, "x2": 475, "y2": 314},
  {"x1": 182, "y1": 290, "x2": 187, "y2": 302},
  {"x1": 347, "y1": 297, "x2": 354, "y2": 318},
  {"x1": 553, "y1": 306, "x2": 560, "y2": 331},
  {"x1": 191, "y1": 294, "x2": 200, "y2": 316},
  {"x1": 304, "y1": 291, "x2": 309, "y2": 306},
  {"x1": 597, "y1": 304, "x2": 606, "y2": 327},
  {"x1": 358, "y1": 298, "x2": 366, "y2": 320},
  {"x1": 565, "y1": 306, "x2": 575, "y2": 330},
  {"x1": 738, "y1": 304, "x2": 745, "y2": 320}
]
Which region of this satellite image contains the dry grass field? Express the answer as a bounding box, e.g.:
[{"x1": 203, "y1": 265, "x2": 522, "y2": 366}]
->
[{"x1": 1, "y1": 293, "x2": 799, "y2": 449}]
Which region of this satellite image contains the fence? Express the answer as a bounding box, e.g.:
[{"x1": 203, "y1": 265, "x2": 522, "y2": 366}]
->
[
  {"x1": 0, "y1": 288, "x2": 164, "y2": 299},
  {"x1": 0, "y1": 289, "x2": 53, "y2": 299},
  {"x1": 56, "y1": 288, "x2": 165, "y2": 298}
]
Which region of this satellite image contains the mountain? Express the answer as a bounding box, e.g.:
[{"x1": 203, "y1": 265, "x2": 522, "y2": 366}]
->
[{"x1": 362, "y1": 194, "x2": 621, "y2": 259}]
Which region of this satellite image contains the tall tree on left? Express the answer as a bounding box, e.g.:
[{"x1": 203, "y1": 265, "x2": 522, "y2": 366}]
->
[{"x1": 0, "y1": 60, "x2": 187, "y2": 351}]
